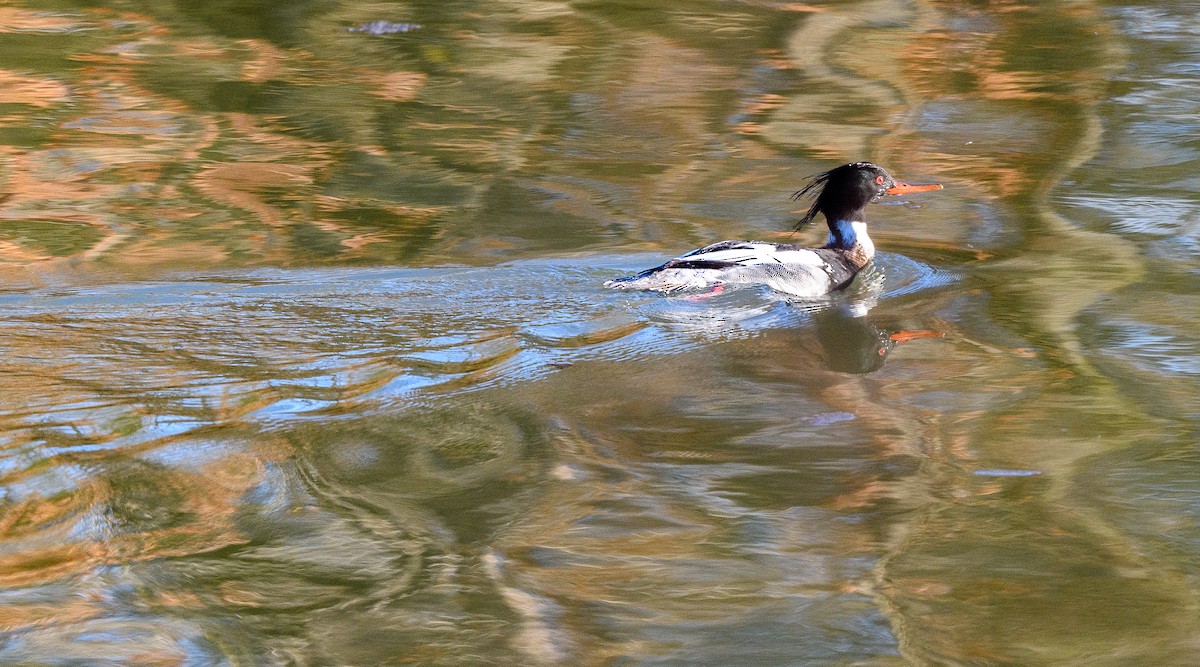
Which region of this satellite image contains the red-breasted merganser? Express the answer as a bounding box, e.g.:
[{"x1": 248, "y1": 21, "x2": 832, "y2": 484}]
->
[{"x1": 604, "y1": 162, "x2": 941, "y2": 297}]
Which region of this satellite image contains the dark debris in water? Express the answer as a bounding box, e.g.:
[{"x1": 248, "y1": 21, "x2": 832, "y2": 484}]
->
[{"x1": 347, "y1": 21, "x2": 422, "y2": 35}]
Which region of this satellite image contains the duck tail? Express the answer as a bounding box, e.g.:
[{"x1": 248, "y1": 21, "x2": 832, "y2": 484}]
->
[
  {"x1": 603, "y1": 265, "x2": 718, "y2": 293},
  {"x1": 603, "y1": 266, "x2": 667, "y2": 291}
]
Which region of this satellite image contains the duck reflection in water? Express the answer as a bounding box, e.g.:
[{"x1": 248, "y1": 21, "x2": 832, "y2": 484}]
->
[
  {"x1": 638, "y1": 272, "x2": 948, "y2": 374},
  {"x1": 811, "y1": 303, "x2": 943, "y2": 374}
]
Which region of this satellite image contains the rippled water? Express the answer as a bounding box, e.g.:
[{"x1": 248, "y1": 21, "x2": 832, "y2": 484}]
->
[{"x1": 0, "y1": 0, "x2": 1199, "y2": 664}]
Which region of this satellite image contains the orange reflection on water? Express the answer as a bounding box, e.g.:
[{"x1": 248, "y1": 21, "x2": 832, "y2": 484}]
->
[{"x1": 0, "y1": 7, "x2": 88, "y2": 34}]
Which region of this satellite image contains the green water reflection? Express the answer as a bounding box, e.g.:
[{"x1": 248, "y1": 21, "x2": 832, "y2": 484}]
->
[{"x1": 0, "y1": 0, "x2": 1197, "y2": 664}]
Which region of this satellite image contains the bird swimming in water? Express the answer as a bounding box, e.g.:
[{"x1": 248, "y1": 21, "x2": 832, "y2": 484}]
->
[{"x1": 604, "y1": 162, "x2": 941, "y2": 298}]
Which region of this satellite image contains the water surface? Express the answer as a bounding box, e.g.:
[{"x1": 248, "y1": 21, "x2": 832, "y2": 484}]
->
[{"x1": 0, "y1": 0, "x2": 1198, "y2": 664}]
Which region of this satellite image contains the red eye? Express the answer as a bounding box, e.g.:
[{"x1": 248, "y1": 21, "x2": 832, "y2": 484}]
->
[{"x1": 875, "y1": 175, "x2": 886, "y2": 184}]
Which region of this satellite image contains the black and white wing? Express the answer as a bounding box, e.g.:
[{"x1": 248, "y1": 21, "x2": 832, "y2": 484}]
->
[
  {"x1": 665, "y1": 241, "x2": 826, "y2": 269},
  {"x1": 604, "y1": 240, "x2": 835, "y2": 293}
]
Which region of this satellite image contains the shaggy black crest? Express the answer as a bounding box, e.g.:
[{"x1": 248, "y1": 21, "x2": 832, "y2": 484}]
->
[
  {"x1": 790, "y1": 161, "x2": 888, "y2": 231},
  {"x1": 790, "y1": 170, "x2": 834, "y2": 230}
]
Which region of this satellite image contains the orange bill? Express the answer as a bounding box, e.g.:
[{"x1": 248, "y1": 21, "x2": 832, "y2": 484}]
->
[
  {"x1": 887, "y1": 330, "x2": 945, "y2": 342},
  {"x1": 887, "y1": 181, "x2": 942, "y2": 195}
]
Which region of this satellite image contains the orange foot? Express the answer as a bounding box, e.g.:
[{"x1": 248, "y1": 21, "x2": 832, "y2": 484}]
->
[{"x1": 680, "y1": 284, "x2": 725, "y2": 301}]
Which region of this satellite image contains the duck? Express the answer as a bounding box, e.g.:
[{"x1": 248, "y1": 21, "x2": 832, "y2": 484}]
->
[{"x1": 603, "y1": 162, "x2": 941, "y2": 297}]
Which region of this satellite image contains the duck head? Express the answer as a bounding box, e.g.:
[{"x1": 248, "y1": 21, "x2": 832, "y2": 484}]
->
[{"x1": 793, "y1": 162, "x2": 941, "y2": 228}]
